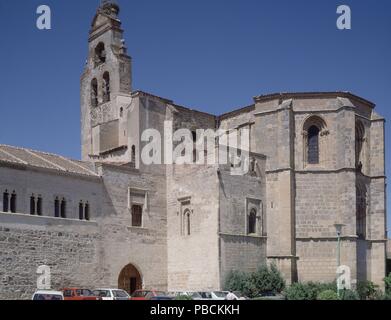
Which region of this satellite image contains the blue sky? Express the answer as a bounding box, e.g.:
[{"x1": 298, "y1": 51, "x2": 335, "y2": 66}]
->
[{"x1": 0, "y1": 0, "x2": 390, "y2": 232}]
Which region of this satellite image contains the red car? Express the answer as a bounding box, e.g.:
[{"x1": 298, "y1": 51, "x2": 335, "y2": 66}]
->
[
  {"x1": 62, "y1": 288, "x2": 101, "y2": 300},
  {"x1": 130, "y1": 290, "x2": 166, "y2": 300}
]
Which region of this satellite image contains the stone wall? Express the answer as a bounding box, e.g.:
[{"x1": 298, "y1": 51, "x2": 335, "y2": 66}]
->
[
  {"x1": 0, "y1": 213, "x2": 101, "y2": 300},
  {"x1": 166, "y1": 163, "x2": 220, "y2": 291},
  {"x1": 98, "y1": 163, "x2": 168, "y2": 291},
  {"x1": 218, "y1": 160, "x2": 267, "y2": 288}
]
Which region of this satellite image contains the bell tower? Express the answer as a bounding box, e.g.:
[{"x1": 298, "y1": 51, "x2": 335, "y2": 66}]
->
[{"x1": 81, "y1": 0, "x2": 132, "y2": 162}]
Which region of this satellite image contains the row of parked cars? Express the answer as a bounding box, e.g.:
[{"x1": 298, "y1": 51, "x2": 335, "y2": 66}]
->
[{"x1": 32, "y1": 288, "x2": 247, "y2": 301}]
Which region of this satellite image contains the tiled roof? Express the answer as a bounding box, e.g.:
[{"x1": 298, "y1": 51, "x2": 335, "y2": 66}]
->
[{"x1": 0, "y1": 145, "x2": 98, "y2": 177}]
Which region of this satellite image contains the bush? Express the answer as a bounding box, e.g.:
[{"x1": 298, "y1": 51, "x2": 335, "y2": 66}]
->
[
  {"x1": 340, "y1": 289, "x2": 359, "y2": 300},
  {"x1": 250, "y1": 264, "x2": 286, "y2": 296},
  {"x1": 224, "y1": 264, "x2": 285, "y2": 299},
  {"x1": 268, "y1": 264, "x2": 286, "y2": 294},
  {"x1": 224, "y1": 270, "x2": 251, "y2": 294},
  {"x1": 285, "y1": 282, "x2": 317, "y2": 300},
  {"x1": 317, "y1": 290, "x2": 339, "y2": 300},
  {"x1": 356, "y1": 281, "x2": 379, "y2": 300},
  {"x1": 284, "y1": 282, "x2": 337, "y2": 300}
]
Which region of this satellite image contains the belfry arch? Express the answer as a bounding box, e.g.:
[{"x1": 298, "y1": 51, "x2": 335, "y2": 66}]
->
[{"x1": 118, "y1": 263, "x2": 142, "y2": 295}]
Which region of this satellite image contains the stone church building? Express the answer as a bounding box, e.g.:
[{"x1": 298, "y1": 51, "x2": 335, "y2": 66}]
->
[{"x1": 0, "y1": 1, "x2": 387, "y2": 299}]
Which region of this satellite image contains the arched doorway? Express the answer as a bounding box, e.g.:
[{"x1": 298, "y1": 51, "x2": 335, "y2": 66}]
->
[{"x1": 118, "y1": 264, "x2": 142, "y2": 295}]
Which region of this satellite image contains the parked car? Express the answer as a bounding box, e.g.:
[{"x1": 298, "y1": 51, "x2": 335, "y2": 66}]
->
[
  {"x1": 130, "y1": 290, "x2": 167, "y2": 300},
  {"x1": 222, "y1": 291, "x2": 247, "y2": 300},
  {"x1": 198, "y1": 291, "x2": 228, "y2": 300},
  {"x1": 62, "y1": 288, "x2": 100, "y2": 300},
  {"x1": 93, "y1": 288, "x2": 131, "y2": 300},
  {"x1": 169, "y1": 291, "x2": 203, "y2": 300},
  {"x1": 32, "y1": 290, "x2": 64, "y2": 301},
  {"x1": 149, "y1": 295, "x2": 173, "y2": 300}
]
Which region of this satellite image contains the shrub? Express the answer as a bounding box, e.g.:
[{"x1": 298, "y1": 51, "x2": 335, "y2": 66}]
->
[
  {"x1": 224, "y1": 264, "x2": 285, "y2": 299},
  {"x1": 356, "y1": 281, "x2": 379, "y2": 300},
  {"x1": 269, "y1": 264, "x2": 286, "y2": 294},
  {"x1": 224, "y1": 270, "x2": 251, "y2": 294},
  {"x1": 317, "y1": 290, "x2": 339, "y2": 300},
  {"x1": 317, "y1": 281, "x2": 337, "y2": 292},
  {"x1": 250, "y1": 264, "x2": 286, "y2": 296},
  {"x1": 285, "y1": 283, "x2": 317, "y2": 300},
  {"x1": 340, "y1": 289, "x2": 359, "y2": 300},
  {"x1": 284, "y1": 282, "x2": 337, "y2": 300}
]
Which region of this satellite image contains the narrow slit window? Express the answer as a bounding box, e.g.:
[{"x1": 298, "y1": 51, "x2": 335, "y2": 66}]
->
[
  {"x1": 37, "y1": 197, "x2": 42, "y2": 216},
  {"x1": 3, "y1": 190, "x2": 9, "y2": 212},
  {"x1": 60, "y1": 199, "x2": 66, "y2": 219},
  {"x1": 10, "y1": 191, "x2": 17, "y2": 213},
  {"x1": 85, "y1": 203, "x2": 90, "y2": 221},
  {"x1": 79, "y1": 202, "x2": 84, "y2": 220},
  {"x1": 54, "y1": 198, "x2": 60, "y2": 218},
  {"x1": 30, "y1": 195, "x2": 36, "y2": 215}
]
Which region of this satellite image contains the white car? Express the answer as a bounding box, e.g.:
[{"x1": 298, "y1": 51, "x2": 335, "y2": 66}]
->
[
  {"x1": 223, "y1": 291, "x2": 247, "y2": 300},
  {"x1": 199, "y1": 291, "x2": 228, "y2": 300},
  {"x1": 93, "y1": 288, "x2": 130, "y2": 300},
  {"x1": 32, "y1": 290, "x2": 64, "y2": 300},
  {"x1": 169, "y1": 291, "x2": 203, "y2": 300}
]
